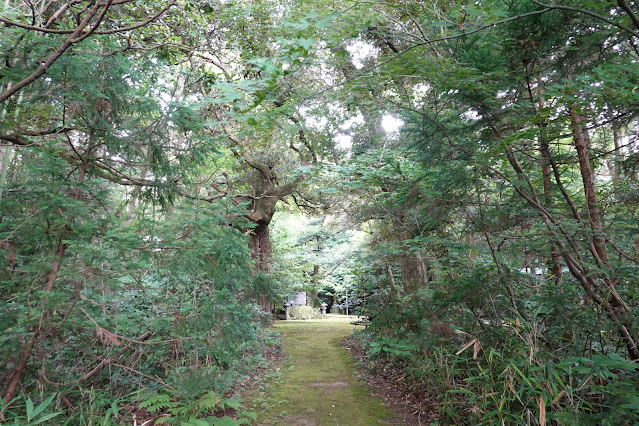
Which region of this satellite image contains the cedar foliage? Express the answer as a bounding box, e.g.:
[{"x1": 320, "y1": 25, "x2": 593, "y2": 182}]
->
[{"x1": 2, "y1": 0, "x2": 639, "y2": 424}]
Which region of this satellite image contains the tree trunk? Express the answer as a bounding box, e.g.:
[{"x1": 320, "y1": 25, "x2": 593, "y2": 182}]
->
[
  {"x1": 540, "y1": 140, "x2": 563, "y2": 283},
  {"x1": 2, "y1": 159, "x2": 86, "y2": 408},
  {"x1": 566, "y1": 106, "x2": 638, "y2": 359},
  {"x1": 3, "y1": 233, "x2": 69, "y2": 408},
  {"x1": 249, "y1": 222, "x2": 272, "y2": 311},
  {"x1": 249, "y1": 222, "x2": 272, "y2": 273},
  {"x1": 608, "y1": 122, "x2": 622, "y2": 181},
  {"x1": 0, "y1": 144, "x2": 13, "y2": 201},
  {"x1": 536, "y1": 76, "x2": 563, "y2": 284},
  {"x1": 243, "y1": 182, "x2": 298, "y2": 312},
  {"x1": 214, "y1": 104, "x2": 300, "y2": 313},
  {"x1": 569, "y1": 106, "x2": 608, "y2": 264},
  {"x1": 501, "y1": 109, "x2": 639, "y2": 359},
  {"x1": 400, "y1": 254, "x2": 426, "y2": 294},
  {"x1": 396, "y1": 222, "x2": 426, "y2": 295}
]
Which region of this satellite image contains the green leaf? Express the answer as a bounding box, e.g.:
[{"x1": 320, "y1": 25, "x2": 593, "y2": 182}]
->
[
  {"x1": 297, "y1": 37, "x2": 314, "y2": 51},
  {"x1": 109, "y1": 400, "x2": 119, "y2": 418},
  {"x1": 621, "y1": 397, "x2": 639, "y2": 410},
  {"x1": 30, "y1": 394, "x2": 56, "y2": 420},
  {"x1": 510, "y1": 364, "x2": 534, "y2": 388},
  {"x1": 31, "y1": 412, "x2": 64, "y2": 424},
  {"x1": 26, "y1": 398, "x2": 34, "y2": 420}
]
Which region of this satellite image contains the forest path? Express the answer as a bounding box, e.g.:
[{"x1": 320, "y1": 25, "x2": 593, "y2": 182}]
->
[{"x1": 254, "y1": 315, "x2": 403, "y2": 425}]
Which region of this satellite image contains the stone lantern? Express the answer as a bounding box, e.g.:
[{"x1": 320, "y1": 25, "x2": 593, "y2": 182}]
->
[
  {"x1": 284, "y1": 302, "x2": 292, "y2": 320},
  {"x1": 320, "y1": 302, "x2": 327, "y2": 315}
]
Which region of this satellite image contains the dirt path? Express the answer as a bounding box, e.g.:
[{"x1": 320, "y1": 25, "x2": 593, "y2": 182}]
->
[{"x1": 255, "y1": 315, "x2": 403, "y2": 425}]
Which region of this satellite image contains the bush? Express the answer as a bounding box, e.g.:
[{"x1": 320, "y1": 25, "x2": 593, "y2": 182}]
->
[{"x1": 289, "y1": 305, "x2": 320, "y2": 320}]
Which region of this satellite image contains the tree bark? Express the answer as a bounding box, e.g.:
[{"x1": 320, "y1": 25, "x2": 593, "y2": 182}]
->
[
  {"x1": 249, "y1": 222, "x2": 272, "y2": 273},
  {"x1": 386, "y1": 264, "x2": 400, "y2": 298},
  {"x1": 249, "y1": 223, "x2": 272, "y2": 312},
  {"x1": 244, "y1": 183, "x2": 299, "y2": 312},
  {"x1": 539, "y1": 133, "x2": 562, "y2": 283},
  {"x1": 567, "y1": 106, "x2": 639, "y2": 358},
  {"x1": 395, "y1": 217, "x2": 426, "y2": 295},
  {"x1": 501, "y1": 120, "x2": 639, "y2": 359},
  {"x1": 569, "y1": 106, "x2": 608, "y2": 264},
  {"x1": 535, "y1": 72, "x2": 563, "y2": 283},
  {"x1": 399, "y1": 253, "x2": 426, "y2": 294}
]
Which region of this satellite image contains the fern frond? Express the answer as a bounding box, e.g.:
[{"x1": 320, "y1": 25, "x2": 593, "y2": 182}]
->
[
  {"x1": 213, "y1": 416, "x2": 240, "y2": 426},
  {"x1": 183, "y1": 418, "x2": 210, "y2": 426},
  {"x1": 154, "y1": 416, "x2": 172, "y2": 424},
  {"x1": 199, "y1": 391, "x2": 221, "y2": 410},
  {"x1": 219, "y1": 397, "x2": 242, "y2": 411},
  {"x1": 240, "y1": 411, "x2": 257, "y2": 422},
  {"x1": 138, "y1": 394, "x2": 174, "y2": 412}
]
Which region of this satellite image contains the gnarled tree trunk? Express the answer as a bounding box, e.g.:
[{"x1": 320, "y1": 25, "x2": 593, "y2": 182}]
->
[
  {"x1": 249, "y1": 222, "x2": 273, "y2": 311},
  {"x1": 213, "y1": 107, "x2": 305, "y2": 313},
  {"x1": 244, "y1": 182, "x2": 298, "y2": 312}
]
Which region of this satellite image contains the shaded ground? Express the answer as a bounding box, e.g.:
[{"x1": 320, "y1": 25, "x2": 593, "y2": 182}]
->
[
  {"x1": 253, "y1": 315, "x2": 410, "y2": 425},
  {"x1": 342, "y1": 336, "x2": 437, "y2": 425}
]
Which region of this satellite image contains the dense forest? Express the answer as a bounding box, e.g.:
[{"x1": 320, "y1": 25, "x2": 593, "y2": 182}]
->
[{"x1": 2, "y1": 0, "x2": 639, "y2": 424}]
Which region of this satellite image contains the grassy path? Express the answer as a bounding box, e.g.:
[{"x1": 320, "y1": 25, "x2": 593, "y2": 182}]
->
[{"x1": 255, "y1": 315, "x2": 400, "y2": 425}]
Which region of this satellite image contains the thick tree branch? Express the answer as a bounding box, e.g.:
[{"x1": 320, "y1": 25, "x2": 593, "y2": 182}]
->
[
  {"x1": 0, "y1": 0, "x2": 174, "y2": 104},
  {"x1": 272, "y1": 181, "x2": 298, "y2": 199},
  {"x1": 211, "y1": 108, "x2": 274, "y2": 182},
  {"x1": 617, "y1": 0, "x2": 639, "y2": 31},
  {"x1": 93, "y1": 1, "x2": 175, "y2": 35},
  {"x1": 196, "y1": 54, "x2": 232, "y2": 80},
  {"x1": 0, "y1": 1, "x2": 110, "y2": 104},
  {"x1": 288, "y1": 115, "x2": 317, "y2": 165},
  {"x1": 0, "y1": 133, "x2": 34, "y2": 146}
]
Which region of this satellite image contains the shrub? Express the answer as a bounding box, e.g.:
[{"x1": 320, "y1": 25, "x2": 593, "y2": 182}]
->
[{"x1": 289, "y1": 305, "x2": 320, "y2": 320}]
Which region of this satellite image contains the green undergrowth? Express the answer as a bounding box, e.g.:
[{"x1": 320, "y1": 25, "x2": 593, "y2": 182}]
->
[
  {"x1": 0, "y1": 316, "x2": 282, "y2": 425},
  {"x1": 356, "y1": 290, "x2": 639, "y2": 425},
  {"x1": 252, "y1": 315, "x2": 398, "y2": 425}
]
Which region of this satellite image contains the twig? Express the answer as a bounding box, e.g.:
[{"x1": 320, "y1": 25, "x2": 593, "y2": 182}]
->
[
  {"x1": 40, "y1": 331, "x2": 152, "y2": 386},
  {"x1": 304, "y1": 9, "x2": 552, "y2": 101},
  {"x1": 529, "y1": 0, "x2": 639, "y2": 38}
]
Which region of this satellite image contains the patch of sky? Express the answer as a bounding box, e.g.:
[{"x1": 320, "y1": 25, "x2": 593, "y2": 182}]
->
[
  {"x1": 345, "y1": 38, "x2": 380, "y2": 69},
  {"x1": 381, "y1": 114, "x2": 403, "y2": 133}
]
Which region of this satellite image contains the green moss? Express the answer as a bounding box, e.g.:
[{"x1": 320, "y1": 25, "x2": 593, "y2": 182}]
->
[{"x1": 255, "y1": 315, "x2": 397, "y2": 425}]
